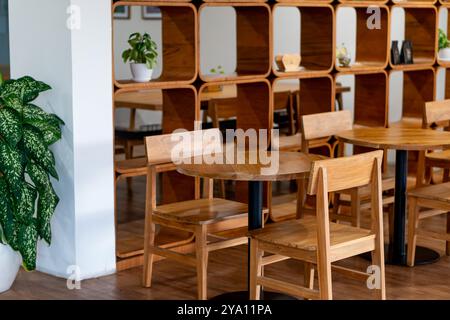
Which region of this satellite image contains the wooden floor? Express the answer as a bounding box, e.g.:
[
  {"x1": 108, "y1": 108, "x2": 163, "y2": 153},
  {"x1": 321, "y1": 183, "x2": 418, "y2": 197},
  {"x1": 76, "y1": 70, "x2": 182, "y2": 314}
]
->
[{"x1": 1, "y1": 176, "x2": 450, "y2": 300}]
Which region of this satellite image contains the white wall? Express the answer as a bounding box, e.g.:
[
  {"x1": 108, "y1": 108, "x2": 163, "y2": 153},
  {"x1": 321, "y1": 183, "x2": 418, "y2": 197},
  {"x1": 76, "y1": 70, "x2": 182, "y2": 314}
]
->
[{"x1": 9, "y1": 0, "x2": 116, "y2": 280}]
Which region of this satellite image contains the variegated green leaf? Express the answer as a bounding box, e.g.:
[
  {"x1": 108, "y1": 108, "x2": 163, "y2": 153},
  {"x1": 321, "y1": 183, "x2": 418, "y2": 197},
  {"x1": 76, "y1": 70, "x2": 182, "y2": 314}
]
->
[
  {"x1": 1, "y1": 94, "x2": 24, "y2": 113},
  {"x1": 14, "y1": 182, "x2": 37, "y2": 225},
  {"x1": 0, "y1": 107, "x2": 22, "y2": 147},
  {"x1": 0, "y1": 223, "x2": 6, "y2": 244},
  {"x1": 0, "y1": 139, "x2": 24, "y2": 198},
  {"x1": 0, "y1": 76, "x2": 51, "y2": 104},
  {"x1": 26, "y1": 161, "x2": 51, "y2": 190},
  {"x1": 23, "y1": 104, "x2": 64, "y2": 126},
  {"x1": 37, "y1": 189, "x2": 58, "y2": 244},
  {"x1": 0, "y1": 177, "x2": 18, "y2": 250},
  {"x1": 23, "y1": 125, "x2": 58, "y2": 179},
  {"x1": 18, "y1": 221, "x2": 38, "y2": 271}
]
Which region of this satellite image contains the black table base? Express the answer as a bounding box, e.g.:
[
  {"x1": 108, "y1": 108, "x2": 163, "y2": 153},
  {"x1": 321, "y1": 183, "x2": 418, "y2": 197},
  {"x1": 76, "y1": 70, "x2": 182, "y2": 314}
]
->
[
  {"x1": 210, "y1": 291, "x2": 298, "y2": 301},
  {"x1": 360, "y1": 244, "x2": 440, "y2": 266}
]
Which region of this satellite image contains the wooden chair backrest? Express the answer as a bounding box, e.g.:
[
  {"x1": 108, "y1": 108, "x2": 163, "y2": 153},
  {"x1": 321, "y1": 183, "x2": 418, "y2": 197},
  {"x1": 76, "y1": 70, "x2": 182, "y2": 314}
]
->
[
  {"x1": 308, "y1": 150, "x2": 384, "y2": 290},
  {"x1": 301, "y1": 110, "x2": 353, "y2": 141},
  {"x1": 208, "y1": 98, "x2": 238, "y2": 128},
  {"x1": 308, "y1": 150, "x2": 383, "y2": 195},
  {"x1": 145, "y1": 128, "x2": 223, "y2": 166},
  {"x1": 424, "y1": 100, "x2": 450, "y2": 128},
  {"x1": 273, "y1": 91, "x2": 291, "y2": 111}
]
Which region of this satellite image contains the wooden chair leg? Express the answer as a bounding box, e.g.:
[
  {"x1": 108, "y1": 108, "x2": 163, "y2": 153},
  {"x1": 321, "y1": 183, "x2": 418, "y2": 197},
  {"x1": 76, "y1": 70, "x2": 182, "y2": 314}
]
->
[
  {"x1": 296, "y1": 179, "x2": 306, "y2": 219},
  {"x1": 371, "y1": 240, "x2": 386, "y2": 300},
  {"x1": 304, "y1": 262, "x2": 315, "y2": 290},
  {"x1": 143, "y1": 221, "x2": 156, "y2": 288},
  {"x1": 350, "y1": 189, "x2": 361, "y2": 228},
  {"x1": 195, "y1": 226, "x2": 208, "y2": 300},
  {"x1": 444, "y1": 169, "x2": 450, "y2": 183},
  {"x1": 446, "y1": 212, "x2": 450, "y2": 256},
  {"x1": 407, "y1": 197, "x2": 419, "y2": 267},
  {"x1": 249, "y1": 239, "x2": 262, "y2": 300},
  {"x1": 332, "y1": 193, "x2": 340, "y2": 223},
  {"x1": 388, "y1": 204, "x2": 395, "y2": 246},
  {"x1": 317, "y1": 259, "x2": 332, "y2": 300}
]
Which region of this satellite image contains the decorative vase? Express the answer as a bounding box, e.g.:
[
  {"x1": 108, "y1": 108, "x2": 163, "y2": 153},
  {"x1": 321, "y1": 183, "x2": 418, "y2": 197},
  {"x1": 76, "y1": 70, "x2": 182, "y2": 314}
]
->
[
  {"x1": 130, "y1": 63, "x2": 153, "y2": 83},
  {"x1": 439, "y1": 48, "x2": 450, "y2": 61},
  {"x1": 0, "y1": 244, "x2": 21, "y2": 293}
]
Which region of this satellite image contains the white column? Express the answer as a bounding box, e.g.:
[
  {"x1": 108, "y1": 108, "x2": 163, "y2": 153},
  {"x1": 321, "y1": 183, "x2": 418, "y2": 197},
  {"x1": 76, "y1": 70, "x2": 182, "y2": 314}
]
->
[{"x1": 8, "y1": 0, "x2": 115, "y2": 279}]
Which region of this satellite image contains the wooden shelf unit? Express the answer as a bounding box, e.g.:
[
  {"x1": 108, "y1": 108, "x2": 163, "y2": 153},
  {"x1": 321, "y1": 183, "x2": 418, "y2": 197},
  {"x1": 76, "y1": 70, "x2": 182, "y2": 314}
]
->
[
  {"x1": 335, "y1": 4, "x2": 389, "y2": 73},
  {"x1": 111, "y1": 0, "x2": 448, "y2": 270},
  {"x1": 113, "y1": 1, "x2": 198, "y2": 89},
  {"x1": 199, "y1": 3, "x2": 272, "y2": 82},
  {"x1": 272, "y1": 3, "x2": 335, "y2": 78},
  {"x1": 389, "y1": 4, "x2": 437, "y2": 70}
]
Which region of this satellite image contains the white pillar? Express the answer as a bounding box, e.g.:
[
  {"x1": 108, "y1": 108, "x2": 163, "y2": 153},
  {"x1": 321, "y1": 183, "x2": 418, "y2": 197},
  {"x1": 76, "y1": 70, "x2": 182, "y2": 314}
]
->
[{"x1": 9, "y1": 0, "x2": 116, "y2": 279}]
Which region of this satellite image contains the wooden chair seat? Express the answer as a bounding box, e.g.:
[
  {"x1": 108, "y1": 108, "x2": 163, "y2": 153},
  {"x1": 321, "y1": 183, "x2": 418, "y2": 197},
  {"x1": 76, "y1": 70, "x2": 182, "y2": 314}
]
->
[
  {"x1": 389, "y1": 117, "x2": 422, "y2": 129},
  {"x1": 339, "y1": 175, "x2": 395, "y2": 197},
  {"x1": 276, "y1": 133, "x2": 302, "y2": 151},
  {"x1": 249, "y1": 216, "x2": 374, "y2": 255},
  {"x1": 153, "y1": 198, "x2": 248, "y2": 225},
  {"x1": 425, "y1": 149, "x2": 450, "y2": 165},
  {"x1": 408, "y1": 182, "x2": 450, "y2": 203},
  {"x1": 115, "y1": 157, "x2": 147, "y2": 176}
]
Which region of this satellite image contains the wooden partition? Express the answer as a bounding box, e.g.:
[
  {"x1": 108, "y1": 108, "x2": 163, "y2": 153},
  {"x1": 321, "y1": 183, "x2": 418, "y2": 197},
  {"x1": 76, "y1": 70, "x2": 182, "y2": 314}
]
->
[
  {"x1": 336, "y1": 4, "x2": 389, "y2": 73},
  {"x1": 273, "y1": 4, "x2": 335, "y2": 78},
  {"x1": 390, "y1": 4, "x2": 437, "y2": 70},
  {"x1": 113, "y1": 2, "x2": 198, "y2": 88},
  {"x1": 199, "y1": 3, "x2": 271, "y2": 82}
]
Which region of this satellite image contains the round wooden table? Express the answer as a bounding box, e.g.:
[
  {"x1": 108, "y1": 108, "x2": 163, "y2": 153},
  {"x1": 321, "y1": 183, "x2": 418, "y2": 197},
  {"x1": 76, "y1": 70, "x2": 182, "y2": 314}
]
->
[
  {"x1": 177, "y1": 151, "x2": 319, "y2": 300},
  {"x1": 337, "y1": 127, "x2": 450, "y2": 266}
]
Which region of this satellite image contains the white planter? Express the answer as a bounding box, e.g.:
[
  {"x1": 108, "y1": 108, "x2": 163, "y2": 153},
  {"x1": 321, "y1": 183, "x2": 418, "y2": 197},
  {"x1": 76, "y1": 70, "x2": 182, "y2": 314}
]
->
[
  {"x1": 0, "y1": 244, "x2": 21, "y2": 293},
  {"x1": 130, "y1": 63, "x2": 153, "y2": 83},
  {"x1": 439, "y1": 48, "x2": 450, "y2": 61}
]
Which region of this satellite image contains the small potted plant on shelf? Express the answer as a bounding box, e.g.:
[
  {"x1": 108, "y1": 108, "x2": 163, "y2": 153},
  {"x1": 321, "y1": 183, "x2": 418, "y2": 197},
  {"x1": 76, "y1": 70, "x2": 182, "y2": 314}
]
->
[
  {"x1": 336, "y1": 43, "x2": 351, "y2": 67},
  {"x1": 122, "y1": 32, "x2": 158, "y2": 83},
  {"x1": 205, "y1": 65, "x2": 225, "y2": 92},
  {"x1": 0, "y1": 73, "x2": 63, "y2": 293},
  {"x1": 438, "y1": 29, "x2": 450, "y2": 62}
]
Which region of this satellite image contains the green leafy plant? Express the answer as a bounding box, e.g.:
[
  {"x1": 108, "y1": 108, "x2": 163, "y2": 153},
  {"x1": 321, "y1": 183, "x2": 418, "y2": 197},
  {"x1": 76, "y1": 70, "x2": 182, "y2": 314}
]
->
[
  {"x1": 0, "y1": 73, "x2": 64, "y2": 271},
  {"x1": 210, "y1": 65, "x2": 225, "y2": 75},
  {"x1": 122, "y1": 32, "x2": 158, "y2": 70},
  {"x1": 439, "y1": 29, "x2": 450, "y2": 51}
]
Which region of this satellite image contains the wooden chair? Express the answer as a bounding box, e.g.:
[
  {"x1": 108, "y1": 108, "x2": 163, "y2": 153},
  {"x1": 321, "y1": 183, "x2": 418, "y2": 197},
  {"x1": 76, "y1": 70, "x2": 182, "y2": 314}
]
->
[
  {"x1": 416, "y1": 100, "x2": 450, "y2": 187},
  {"x1": 300, "y1": 110, "x2": 395, "y2": 230},
  {"x1": 407, "y1": 182, "x2": 450, "y2": 266},
  {"x1": 142, "y1": 128, "x2": 249, "y2": 300},
  {"x1": 249, "y1": 151, "x2": 386, "y2": 300}
]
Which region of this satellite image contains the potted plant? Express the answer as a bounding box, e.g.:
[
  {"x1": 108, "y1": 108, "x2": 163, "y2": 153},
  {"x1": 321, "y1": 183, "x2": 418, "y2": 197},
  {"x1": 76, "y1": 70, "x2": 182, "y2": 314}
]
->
[
  {"x1": 0, "y1": 73, "x2": 63, "y2": 293},
  {"x1": 205, "y1": 66, "x2": 225, "y2": 92},
  {"x1": 438, "y1": 29, "x2": 450, "y2": 61},
  {"x1": 336, "y1": 43, "x2": 351, "y2": 67},
  {"x1": 122, "y1": 32, "x2": 158, "y2": 83}
]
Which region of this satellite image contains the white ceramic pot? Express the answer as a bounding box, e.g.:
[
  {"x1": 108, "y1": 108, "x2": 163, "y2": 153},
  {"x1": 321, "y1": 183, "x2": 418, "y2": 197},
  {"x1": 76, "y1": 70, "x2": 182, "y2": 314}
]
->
[
  {"x1": 130, "y1": 63, "x2": 153, "y2": 83},
  {"x1": 439, "y1": 48, "x2": 450, "y2": 61},
  {"x1": 0, "y1": 244, "x2": 21, "y2": 293}
]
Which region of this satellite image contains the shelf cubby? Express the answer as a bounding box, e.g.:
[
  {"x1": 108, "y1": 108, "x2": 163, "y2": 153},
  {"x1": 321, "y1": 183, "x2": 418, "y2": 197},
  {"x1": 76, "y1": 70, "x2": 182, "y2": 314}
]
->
[
  {"x1": 336, "y1": 71, "x2": 388, "y2": 128},
  {"x1": 273, "y1": 75, "x2": 334, "y2": 122},
  {"x1": 272, "y1": 4, "x2": 334, "y2": 78},
  {"x1": 389, "y1": 67, "x2": 435, "y2": 126},
  {"x1": 199, "y1": 3, "x2": 271, "y2": 82},
  {"x1": 113, "y1": 2, "x2": 197, "y2": 89},
  {"x1": 389, "y1": 4, "x2": 437, "y2": 70},
  {"x1": 438, "y1": 6, "x2": 450, "y2": 67},
  {"x1": 335, "y1": 4, "x2": 389, "y2": 73}
]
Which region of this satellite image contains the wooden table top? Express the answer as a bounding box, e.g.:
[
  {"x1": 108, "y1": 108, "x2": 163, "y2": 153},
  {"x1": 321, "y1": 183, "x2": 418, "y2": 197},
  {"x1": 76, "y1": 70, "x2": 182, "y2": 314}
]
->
[
  {"x1": 336, "y1": 127, "x2": 450, "y2": 151},
  {"x1": 114, "y1": 83, "x2": 350, "y2": 111},
  {"x1": 177, "y1": 151, "x2": 320, "y2": 182}
]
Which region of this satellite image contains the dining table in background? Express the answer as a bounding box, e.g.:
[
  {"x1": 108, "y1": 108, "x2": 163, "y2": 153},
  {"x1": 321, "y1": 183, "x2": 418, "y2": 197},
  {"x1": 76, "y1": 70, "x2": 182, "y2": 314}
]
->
[
  {"x1": 336, "y1": 127, "x2": 450, "y2": 266},
  {"x1": 177, "y1": 151, "x2": 321, "y2": 300}
]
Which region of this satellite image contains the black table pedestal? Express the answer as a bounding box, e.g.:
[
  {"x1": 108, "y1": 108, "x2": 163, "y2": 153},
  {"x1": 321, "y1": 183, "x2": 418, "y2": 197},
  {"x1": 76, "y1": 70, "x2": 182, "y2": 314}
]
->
[
  {"x1": 211, "y1": 181, "x2": 298, "y2": 300},
  {"x1": 361, "y1": 150, "x2": 440, "y2": 266}
]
